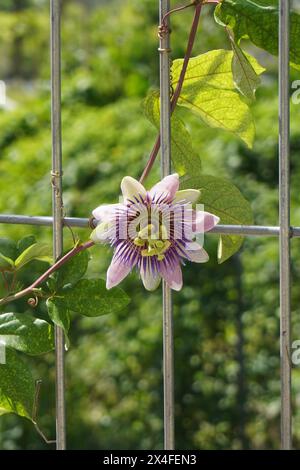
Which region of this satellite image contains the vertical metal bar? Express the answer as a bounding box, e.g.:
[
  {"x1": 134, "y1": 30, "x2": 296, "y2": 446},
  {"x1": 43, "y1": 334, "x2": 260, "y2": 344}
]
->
[
  {"x1": 50, "y1": 0, "x2": 66, "y2": 450},
  {"x1": 279, "y1": 0, "x2": 291, "y2": 450},
  {"x1": 159, "y1": 0, "x2": 174, "y2": 450}
]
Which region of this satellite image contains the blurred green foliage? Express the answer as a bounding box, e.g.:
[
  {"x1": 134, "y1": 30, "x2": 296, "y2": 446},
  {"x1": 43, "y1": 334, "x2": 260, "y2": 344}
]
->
[{"x1": 0, "y1": 0, "x2": 300, "y2": 450}]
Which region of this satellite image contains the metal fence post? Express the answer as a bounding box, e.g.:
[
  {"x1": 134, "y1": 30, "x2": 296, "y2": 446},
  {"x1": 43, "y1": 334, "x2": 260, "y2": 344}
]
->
[
  {"x1": 159, "y1": 0, "x2": 175, "y2": 450},
  {"x1": 50, "y1": 0, "x2": 66, "y2": 450},
  {"x1": 279, "y1": 0, "x2": 292, "y2": 450}
]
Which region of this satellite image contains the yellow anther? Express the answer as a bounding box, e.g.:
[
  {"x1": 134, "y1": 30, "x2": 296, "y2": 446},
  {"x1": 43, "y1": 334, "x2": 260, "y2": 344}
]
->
[
  {"x1": 141, "y1": 249, "x2": 151, "y2": 257},
  {"x1": 133, "y1": 237, "x2": 145, "y2": 247},
  {"x1": 157, "y1": 254, "x2": 165, "y2": 261},
  {"x1": 147, "y1": 246, "x2": 159, "y2": 256},
  {"x1": 148, "y1": 239, "x2": 158, "y2": 247},
  {"x1": 154, "y1": 240, "x2": 165, "y2": 249}
]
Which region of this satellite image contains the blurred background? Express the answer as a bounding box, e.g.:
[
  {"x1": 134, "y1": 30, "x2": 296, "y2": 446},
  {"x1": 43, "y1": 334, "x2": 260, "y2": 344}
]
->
[{"x1": 0, "y1": 0, "x2": 300, "y2": 450}]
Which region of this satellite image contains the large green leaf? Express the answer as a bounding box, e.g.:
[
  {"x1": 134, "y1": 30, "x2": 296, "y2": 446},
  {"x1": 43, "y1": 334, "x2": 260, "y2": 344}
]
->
[
  {"x1": 0, "y1": 348, "x2": 34, "y2": 419},
  {"x1": 214, "y1": 0, "x2": 300, "y2": 70},
  {"x1": 173, "y1": 49, "x2": 235, "y2": 91},
  {"x1": 143, "y1": 90, "x2": 201, "y2": 175},
  {"x1": 62, "y1": 278, "x2": 130, "y2": 317},
  {"x1": 54, "y1": 249, "x2": 90, "y2": 289},
  {"x1": 46, "y1": 297, "x2": 70, "y2": 348},
  {"x1": 0, "y1": 312, "x2": 54, "y2": 355},
  {"x1": 14, "y1": 242, "x2": 52, "y2": 270},
  {"x1": 181, "y1": 174, "x2": 253, "y2": 263},
  {"x1": 172, "y1": 50, "x2": 258, "y2": 147}
]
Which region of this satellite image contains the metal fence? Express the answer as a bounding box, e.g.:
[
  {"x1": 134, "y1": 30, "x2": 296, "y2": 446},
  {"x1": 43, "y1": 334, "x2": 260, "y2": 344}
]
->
[{"x1": 0, "y1": 0, "x2": 294, "y2": 450}]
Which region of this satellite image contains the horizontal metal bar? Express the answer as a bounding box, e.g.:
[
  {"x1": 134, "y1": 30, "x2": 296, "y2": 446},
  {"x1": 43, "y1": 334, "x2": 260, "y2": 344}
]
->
[
  {"x1": 0, "y1": 214, "x2": 88, "y2": 228},
  {"x1": 1, "y1": 214, "x2": 300, "y2": 238},
  {"x1": 0, "y1": 214, "x2": 298, "y2": 238}
]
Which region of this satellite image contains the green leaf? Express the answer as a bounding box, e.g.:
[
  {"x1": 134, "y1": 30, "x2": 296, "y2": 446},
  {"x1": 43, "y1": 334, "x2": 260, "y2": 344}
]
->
[
  {"x1": 62, "y1": 279, "x2": 130, "y2": 317},
  {"x1": 46, "y1": 298, "x2": 70, "y2": 348},
  {"x1": 0, "y1": 348, "x2": 34, "y2": 419},
  {"x1": 0, "y1": 238, "x2": 18, "y2": 264},
  {"x1": 172, "y1": 50, "x2": 256, "y2": 147},
  {"x1": 46, "y1": 276, "x2": 57, "y2": 293},
  {"x1": 17, "y1": 235, "x2": 36, "y2": 254},
  {"x1": 54, "y1": 249, "x2": 89, "y2": 289},
  {"x1": 229, "y1": 35, "x2": 265, "y2": 100},
  {"x1": 0, "y1": 253, "x2": 14, "y2": 270},
  {"x1": 181, "y1": 174, "x2": 253, "y2": 263},
  {"x1": 143, "y1": 90, "x2": 201, "y2": 175},
  {"x1": 14, "y1": 242, "x2": 52, "y2": 270},
  {"x1": 173, "y1": 49, "x2": 235, "y2": 90},
  {"x1": 214, "y1": 0, "x2": 300, "y2": 70},
  {"x1": 0, "y1": 312, "x2": 54, "y2": 355}
]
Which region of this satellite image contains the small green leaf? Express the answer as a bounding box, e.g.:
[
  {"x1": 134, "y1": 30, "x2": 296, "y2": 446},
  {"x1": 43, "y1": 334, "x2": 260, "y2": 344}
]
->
[
  {"x1": 229, "y1": 36, "x2": 265, "y2": 100},
  {"x1": 0, "y1": 348, "x2": 35, "y2": 420},
  {"x1": 17, "y1": 235, "x2": 36, "y2": 254},
  {"x1": 172, "y1": 50, "x2": 256, "y2": 147},
  {"x1": 214, "y1": 0, "x2": 300, "y2": 70},
  {"x1": 0, "y1": 238, "x2": 18, "y2": 262},
  {"x1": 46, "y1": 277, "x2": 57, "y2": 293},
  {"x1": 0, "y1": 312, "x2": 54, "y2": 355},
  {"x1": 143, "y1": 90, "x2": 201, "y2": 175},
  {"x1": 14, "y1": 243, "x2": 52, "y2": 270},
  {"x1": 0, "y1": 253, "x2": 14, "y2": 270},
  {"x1": 54, "y1": 249, "x2": 89, "y2": 289},
  {"x1": 62, "y1": 279, "x2": 130, "y2": 317},
  {"x1": 46, "y1": 298, "x2": 70, "y2": 348},
  {"x1": 181, "y1": 174, "x2": 253, "y2": 263}
]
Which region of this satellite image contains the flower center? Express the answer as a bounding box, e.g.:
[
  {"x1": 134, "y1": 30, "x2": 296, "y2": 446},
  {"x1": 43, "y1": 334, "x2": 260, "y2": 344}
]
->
[{"x1": 133, "y1": 223, "x2": 171, "y2": 261}]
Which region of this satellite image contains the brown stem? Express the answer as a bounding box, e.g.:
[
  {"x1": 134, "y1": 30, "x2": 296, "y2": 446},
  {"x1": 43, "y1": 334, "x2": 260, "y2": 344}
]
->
[
  {"x1": 161, "y1": 2, "x2": 194, "y2": 27},
  {"x1": 10, "y1": 271, "x2": 17, "y2": 293},
  {"x1": 1, "y1": 271, "x2": 9, "y2": 292},
  {"x1": 139, "y1": 2, "x2": 203, "y2": 184},
  {"x1": 0, "y1": 240, "x2": 95, "y2": 307}
]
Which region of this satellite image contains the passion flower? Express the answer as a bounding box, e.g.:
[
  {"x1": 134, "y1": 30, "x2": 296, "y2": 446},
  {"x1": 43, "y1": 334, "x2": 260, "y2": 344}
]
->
[{"x1": 91, "y1": 173, "x2": 219, "y2": 291}]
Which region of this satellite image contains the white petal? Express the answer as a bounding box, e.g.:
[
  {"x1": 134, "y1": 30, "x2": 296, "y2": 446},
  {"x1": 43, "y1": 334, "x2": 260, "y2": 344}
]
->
[
  {"x1": 159, "y1": 262, "x2": 183, "y2": 291},
  {"x1": 92, "y1": 203, "x2": 122, "y2": 222},
  {"x1": 173, "y1": 189, "x2": 200, "y2": 204},
  {"x1": 193, "y1": 211, "x2": 220, "y2": 233},
  {"x1": 186, "y1": 246, "x2": 209, "y2": 263},
  {"x1": 140, "y1": 266, "x2": 161, "y2": 291},
  {"x1": 121, "y1": 176, "x2": 147, "y2": 202},
  {"x1": 149, "y1": 173, "x2": 179, "y2": 200},
  {"x1": 106, "y1": 253, "x2": 135, "y2": 289}
]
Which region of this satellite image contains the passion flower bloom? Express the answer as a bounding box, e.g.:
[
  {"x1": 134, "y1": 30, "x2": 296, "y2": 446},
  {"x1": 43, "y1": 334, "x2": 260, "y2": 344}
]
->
[{"x1": 91, "y1": 174, "x2": 219, "y2": 291}]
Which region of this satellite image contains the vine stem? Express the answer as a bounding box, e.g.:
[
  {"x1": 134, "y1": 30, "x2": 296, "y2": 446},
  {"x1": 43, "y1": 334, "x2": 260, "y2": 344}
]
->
[
  {"x1": 139, "y1": 2, "x2": 203, "y2": 184},
  {"x1": 0, "y1": 240, "x2": 95, "y2": 307}
]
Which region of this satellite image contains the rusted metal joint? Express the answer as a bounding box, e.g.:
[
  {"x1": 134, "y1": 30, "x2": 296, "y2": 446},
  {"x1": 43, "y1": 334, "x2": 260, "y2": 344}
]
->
[
  {"x1": 158, "y1": 23, "x2": 171, "y2": 39},
  {"x1": 158, "y1": 47, "x2": 172, "y2": 53}
]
